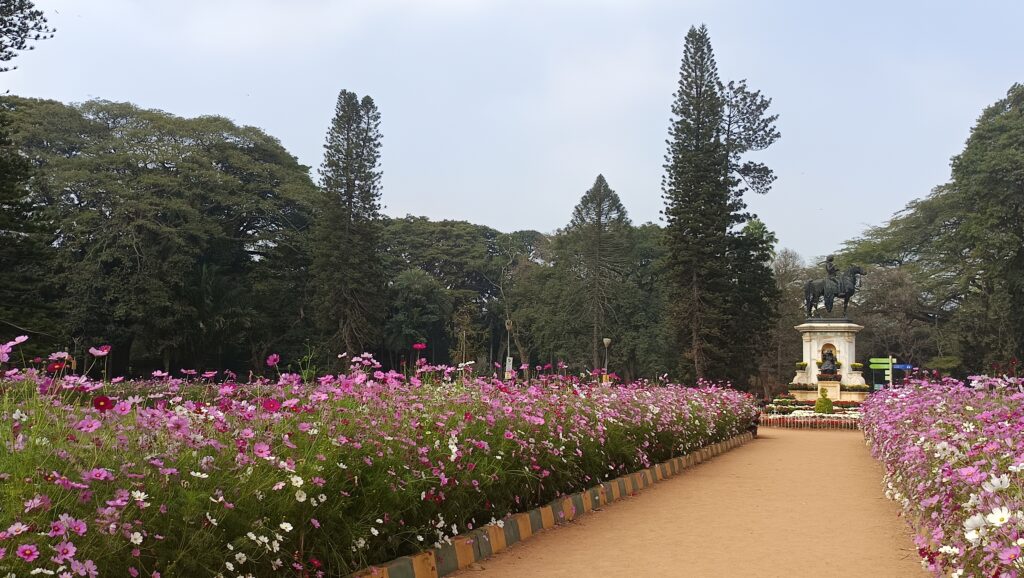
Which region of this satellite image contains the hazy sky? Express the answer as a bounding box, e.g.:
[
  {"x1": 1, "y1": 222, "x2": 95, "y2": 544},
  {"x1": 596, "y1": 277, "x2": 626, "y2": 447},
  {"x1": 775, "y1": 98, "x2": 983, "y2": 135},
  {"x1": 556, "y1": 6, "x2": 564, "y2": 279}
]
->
[{"x1": 5, "y1": 0, "x2": 1022, "y2": 259}]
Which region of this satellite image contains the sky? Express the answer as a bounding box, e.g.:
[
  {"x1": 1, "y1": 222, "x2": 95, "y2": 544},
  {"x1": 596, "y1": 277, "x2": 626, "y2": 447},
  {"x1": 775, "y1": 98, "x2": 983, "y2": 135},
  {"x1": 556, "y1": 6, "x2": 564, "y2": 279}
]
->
[{"x1": 4, "y1": 0, "x2": 1023, "y2": 260}]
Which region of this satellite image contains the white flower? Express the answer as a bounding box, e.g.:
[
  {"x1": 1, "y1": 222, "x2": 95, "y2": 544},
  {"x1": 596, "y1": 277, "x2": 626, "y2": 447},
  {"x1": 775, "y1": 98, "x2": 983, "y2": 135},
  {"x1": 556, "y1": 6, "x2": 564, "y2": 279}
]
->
[
  {"x1": 986, "y1": 506, "x2": 1011, "y2": 527},
  {"x1": 964, "y1": 529, "x2": 981, "y2": 544},
  {"x1": 370, "y1": 527, "x2": 379, "y2": 536},
  {"x1": 963, "y1": 513, "x2": 986, "y2": 531},
  {"x1": 295, "y1": 490, "x2": 307, "y2": 503},
  {"x1": 11, "y1": 409, "x2": 28, "y2": 422},
  {"x1": 950, "y1": 569, "x2": 964, "y2": 578},
  {"x1": 190, "y1": 471, "x2": 209, "y2": 478},
  {"x1": 289, "y1": 475, "x2": 304, "y2": 488},
  {"x1": 234, "y1": 552, "x2": 247, "y2": 564},
  {"x1": 132, "y1": 490, "x2": 149, "y2": 501},
  {"x1": 982, "y1": 474, "x2": 1010, "y2": 493},
  {"x1": 279, "y1": 522, "x2": 293, "y2": 532},
  {"x1": 225, "y1": 562, "x2": 234, "y2": 572}
]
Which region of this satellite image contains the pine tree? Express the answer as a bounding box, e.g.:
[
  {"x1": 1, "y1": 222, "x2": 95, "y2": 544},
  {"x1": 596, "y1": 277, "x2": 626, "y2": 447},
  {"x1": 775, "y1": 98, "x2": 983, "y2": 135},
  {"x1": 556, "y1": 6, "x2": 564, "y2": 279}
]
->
[
  {"x1": 0, "y1": 0, "x2": 56, "y2": 72},
  {"x1": 662, "y1": 25, "x2": 779, "y2": 383},
  {"x1": 560, "y1": 174, "x2": 632, "y2": 369},
  {"x1": 662, "y1": 25, "x2": 731, "y2": 380},
  {"x1": 311, "y1": 90, "x2": 386, "y2": 356}
]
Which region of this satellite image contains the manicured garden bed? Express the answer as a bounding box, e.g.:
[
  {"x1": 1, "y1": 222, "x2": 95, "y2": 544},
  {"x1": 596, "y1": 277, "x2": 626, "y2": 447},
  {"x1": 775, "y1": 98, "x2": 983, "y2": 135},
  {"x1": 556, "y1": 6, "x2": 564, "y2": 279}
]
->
[
  {"x1": 0, "y1": 340, "x2": 758, "y2": 576},
  {"x1": 862, "y1": 377, "x2": 1024, "y2": 576}
]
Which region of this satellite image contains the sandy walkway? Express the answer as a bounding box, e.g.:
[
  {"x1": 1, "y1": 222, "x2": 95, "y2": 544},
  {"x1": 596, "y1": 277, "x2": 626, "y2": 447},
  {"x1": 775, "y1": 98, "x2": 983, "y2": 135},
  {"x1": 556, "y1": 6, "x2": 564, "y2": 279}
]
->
[{"x1": 453, "y1": 428, "x2": 923, "y2": 577}]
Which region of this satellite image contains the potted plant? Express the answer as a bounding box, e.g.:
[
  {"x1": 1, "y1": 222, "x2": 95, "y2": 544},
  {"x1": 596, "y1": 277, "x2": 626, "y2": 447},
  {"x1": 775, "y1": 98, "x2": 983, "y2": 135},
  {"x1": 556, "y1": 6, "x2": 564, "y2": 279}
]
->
[
  {"x1": 795, "y1": 361, "x2": 808, "y2": 370},
  {"x1": 851, "y1": 362, "x2": 863, "y2": 371}
]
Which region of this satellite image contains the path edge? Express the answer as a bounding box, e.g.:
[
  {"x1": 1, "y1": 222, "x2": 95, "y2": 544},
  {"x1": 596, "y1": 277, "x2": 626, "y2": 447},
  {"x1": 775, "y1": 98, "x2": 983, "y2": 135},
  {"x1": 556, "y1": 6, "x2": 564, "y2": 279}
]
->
[{"x1": 352, "y1": 431, "x2": 756, "y2": 578}]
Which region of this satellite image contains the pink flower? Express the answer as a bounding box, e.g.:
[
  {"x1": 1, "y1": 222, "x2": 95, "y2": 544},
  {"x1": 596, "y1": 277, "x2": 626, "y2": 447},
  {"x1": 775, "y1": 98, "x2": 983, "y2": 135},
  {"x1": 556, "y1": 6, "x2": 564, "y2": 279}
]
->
[
  {"x1": 113, "y1": 401, "x2": 132, "y2": 415},
  {"x1": 7, "y1": 522, "x2": 30, "y2": 535},
  {"x1": 261, "y1": 398, "x2": 281, "y2": 412},
  {"x1": 82, "y1": 468, "x2": 114, "y2": 482},
  {"x1": 266, "y1": 353, "x2": 281, "y2": 367},
  {"x1": 16, "y1": 543, "x2": 39, "y2": 562},
  {"x1": 88, "y1": 345, "x2": 111, "y2": 357},
  {"x1": 254, "y1": 442, "x2": 271, "y2": 458},
  {"x1": 412, "y1": 342, "x2": 427, "y2": 351},
  {"x1": 75, "y1": 418, "x2": 102, "y2": 433},
  {"x1": 52, "y1": 540, "x2": 76, "y2": 563}
]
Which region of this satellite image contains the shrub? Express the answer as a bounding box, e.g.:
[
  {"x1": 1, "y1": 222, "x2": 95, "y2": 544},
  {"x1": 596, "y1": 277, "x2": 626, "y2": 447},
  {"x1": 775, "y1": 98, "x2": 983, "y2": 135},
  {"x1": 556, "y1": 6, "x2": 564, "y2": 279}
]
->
[{"x1": 813, "y1": 389, "x2": 834, "y2": 414}]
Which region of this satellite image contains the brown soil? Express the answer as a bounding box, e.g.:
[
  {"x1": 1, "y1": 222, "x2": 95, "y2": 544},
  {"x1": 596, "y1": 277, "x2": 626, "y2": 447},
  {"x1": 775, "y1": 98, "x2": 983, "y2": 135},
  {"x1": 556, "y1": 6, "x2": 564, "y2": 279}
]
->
[{"x1": 453, "y1": 428, "x2": 924, "y2": 578}]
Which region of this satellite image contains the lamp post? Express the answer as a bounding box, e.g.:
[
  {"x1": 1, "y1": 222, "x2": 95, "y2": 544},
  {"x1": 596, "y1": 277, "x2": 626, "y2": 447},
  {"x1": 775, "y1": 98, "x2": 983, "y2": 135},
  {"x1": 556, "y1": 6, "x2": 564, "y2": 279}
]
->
[{"x1": 602, "y1": 337, "x2": 611, "y2": 380}]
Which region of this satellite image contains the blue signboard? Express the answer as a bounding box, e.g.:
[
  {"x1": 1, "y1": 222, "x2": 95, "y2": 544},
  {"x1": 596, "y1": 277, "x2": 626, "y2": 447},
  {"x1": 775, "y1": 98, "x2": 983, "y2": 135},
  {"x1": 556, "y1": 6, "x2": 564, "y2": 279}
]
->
[{"x1": 892, "y1": 363, "x2": 913, "y2": 370}]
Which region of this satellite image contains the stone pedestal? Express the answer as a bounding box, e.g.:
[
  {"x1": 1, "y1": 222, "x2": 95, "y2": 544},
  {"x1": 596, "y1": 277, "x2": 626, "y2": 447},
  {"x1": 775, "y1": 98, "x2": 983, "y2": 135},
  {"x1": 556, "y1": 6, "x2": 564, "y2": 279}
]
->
[{"x1": 790, "y1": 319, "x2": 867, "y2": 403}]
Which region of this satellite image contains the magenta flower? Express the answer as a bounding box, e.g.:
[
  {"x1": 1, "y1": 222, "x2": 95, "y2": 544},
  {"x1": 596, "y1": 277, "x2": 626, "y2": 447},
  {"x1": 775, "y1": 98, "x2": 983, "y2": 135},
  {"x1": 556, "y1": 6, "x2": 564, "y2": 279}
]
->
[
  {"x1": 82, "y1": 468, "x2": 114, "y2": 482},
  {"x1": 74, "y1": 418, "x2": 102, "y2": 433},
  {"x1": 52, "y1": 540, "x2": 76, "y2": 563},
  {"x1": 16, "y1": 544, "x2": 39, "y2": 562},
  {"x1": 261, "y1": 398, "x2": 282, "y2": 412},
  {"x1": 266, "y1": 353, "x2": 281, "y2": 367},
  {"x1": 412, "y1": 342, "x2": 427, "y2": 351}
]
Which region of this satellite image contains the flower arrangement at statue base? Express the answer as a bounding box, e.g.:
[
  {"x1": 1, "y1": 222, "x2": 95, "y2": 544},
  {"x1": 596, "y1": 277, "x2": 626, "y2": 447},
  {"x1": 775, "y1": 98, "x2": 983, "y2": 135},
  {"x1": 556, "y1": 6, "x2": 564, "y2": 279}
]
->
[
  {"x1": 862, "y1": 376, "x2": 1024, "y2": 576},
  {"x1": 0, "y1": 337, "x2": 758, "y2": 577},
  {"x1": 759, "y1": 407, "x2": 861, "y2": 430}
]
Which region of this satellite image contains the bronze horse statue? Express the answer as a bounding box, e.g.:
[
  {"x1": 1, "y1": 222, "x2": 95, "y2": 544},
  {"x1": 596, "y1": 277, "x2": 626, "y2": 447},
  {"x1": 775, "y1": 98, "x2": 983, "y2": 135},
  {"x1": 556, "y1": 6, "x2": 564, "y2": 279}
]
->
[{"x1": 804, "y1": 265, "x2": 864, "y2": 317}]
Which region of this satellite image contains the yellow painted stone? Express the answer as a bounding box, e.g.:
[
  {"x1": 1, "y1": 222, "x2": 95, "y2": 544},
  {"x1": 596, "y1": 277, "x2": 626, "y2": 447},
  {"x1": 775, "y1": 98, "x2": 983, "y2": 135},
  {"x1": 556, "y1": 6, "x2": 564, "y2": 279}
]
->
[{"x1": 409, "y1": 552, "x2": 438, "y2": 578}]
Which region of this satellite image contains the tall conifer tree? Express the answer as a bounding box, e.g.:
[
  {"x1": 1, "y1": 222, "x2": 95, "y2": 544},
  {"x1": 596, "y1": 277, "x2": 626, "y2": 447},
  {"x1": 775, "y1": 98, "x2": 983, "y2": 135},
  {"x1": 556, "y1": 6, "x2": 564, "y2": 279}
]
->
[
  {"x1": 662, "y1": 25, "x2": 779, "y2": 383},
  {"x1": 560, "y1": 175, "x2": 632, "y2": 369},
  {"x1": 311, "y1": 90, "x2": 386, "y2": 355}
]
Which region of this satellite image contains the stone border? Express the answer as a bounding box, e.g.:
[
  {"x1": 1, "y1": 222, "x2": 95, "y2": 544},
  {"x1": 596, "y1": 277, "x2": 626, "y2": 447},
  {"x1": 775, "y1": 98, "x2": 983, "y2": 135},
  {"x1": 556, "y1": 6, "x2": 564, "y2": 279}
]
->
[{"x1": 353, "y1": 432, "x2": 755, "y2": 578}]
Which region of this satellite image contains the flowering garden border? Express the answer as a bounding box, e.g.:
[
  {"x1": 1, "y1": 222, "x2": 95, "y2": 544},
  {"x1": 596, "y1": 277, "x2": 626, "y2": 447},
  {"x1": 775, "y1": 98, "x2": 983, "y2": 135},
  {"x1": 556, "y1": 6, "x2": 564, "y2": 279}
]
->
[
  {"x1": 354, "y1": 432, "x2": 756, "y2": 578},
  {"x1": 759, "y1": 415, "x2": 861, "y2": 430}
]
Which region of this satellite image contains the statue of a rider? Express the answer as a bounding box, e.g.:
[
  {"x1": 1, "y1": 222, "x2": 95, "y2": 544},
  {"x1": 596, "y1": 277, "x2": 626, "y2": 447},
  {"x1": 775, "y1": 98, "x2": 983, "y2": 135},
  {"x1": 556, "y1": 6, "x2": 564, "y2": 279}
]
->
[{"x1": 823, "y1": 255, "x2": 839, "y2": 301}]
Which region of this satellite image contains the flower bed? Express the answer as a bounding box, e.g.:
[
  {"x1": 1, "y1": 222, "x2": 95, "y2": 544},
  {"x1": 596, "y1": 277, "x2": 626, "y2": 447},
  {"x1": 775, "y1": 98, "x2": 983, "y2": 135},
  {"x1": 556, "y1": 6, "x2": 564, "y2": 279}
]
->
[
  {"x1": 0, "y1": 344, "x2": 758, "y2": 576},
  {"x1": 759, "y1": 412, "x2": 861, "y2": 430},
  {"x1": 862, "y1": 377, "x2": 1024, "y2": 576}
]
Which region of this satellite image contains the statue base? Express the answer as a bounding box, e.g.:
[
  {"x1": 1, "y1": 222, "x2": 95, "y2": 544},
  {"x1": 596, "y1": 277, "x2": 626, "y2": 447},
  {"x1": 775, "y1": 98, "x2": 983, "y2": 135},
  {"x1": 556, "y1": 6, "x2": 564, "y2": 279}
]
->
[{"x1": 790, "y1": 320, "x2": 868, "y2": 402}]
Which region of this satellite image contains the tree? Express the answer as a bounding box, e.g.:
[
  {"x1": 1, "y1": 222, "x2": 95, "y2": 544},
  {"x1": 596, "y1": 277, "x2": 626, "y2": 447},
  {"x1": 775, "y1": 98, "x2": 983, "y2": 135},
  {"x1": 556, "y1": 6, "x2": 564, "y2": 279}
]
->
[
  {"x1": 661, "y1": 24, "x2": 779, "y2": 383},
  {"x1": 0, "y1": 99, "x2": 53, "y2": 346},
  {"x1": 1, "y1": 0, "x2": 56, "y2": 72},
  {"x1": 311, "y1": 90, "x2": 386, "y2": 357},
  {"x1": 558, "y1": 175, "x2": 632, "y2": 369},
  {"x1": 382, "y1": 269, "x2": 453, "y2": 366},
  {"x1": 840, "y1": 84, "x2": 1024, "y2": 373},
  {"x1": 755, "y1": 248, "x2": 805, "y2": 398},
  {"x1": 5, "y1": 97, "x2": 317, "y2": 374}
]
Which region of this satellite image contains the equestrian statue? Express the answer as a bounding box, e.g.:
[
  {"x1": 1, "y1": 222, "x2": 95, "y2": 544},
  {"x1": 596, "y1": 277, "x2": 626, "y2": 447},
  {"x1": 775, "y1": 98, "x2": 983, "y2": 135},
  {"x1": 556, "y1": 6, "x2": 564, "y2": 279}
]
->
[{"x1": 804, "y1": 255, "x2": 864, "y2": 317}]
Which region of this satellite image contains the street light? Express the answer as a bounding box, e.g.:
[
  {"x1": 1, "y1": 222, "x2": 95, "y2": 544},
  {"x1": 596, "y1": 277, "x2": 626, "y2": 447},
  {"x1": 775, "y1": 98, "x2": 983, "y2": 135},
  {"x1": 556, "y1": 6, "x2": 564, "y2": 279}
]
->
[{"x1": 602, "y1": 337, "x2": 612, "y2": 376}]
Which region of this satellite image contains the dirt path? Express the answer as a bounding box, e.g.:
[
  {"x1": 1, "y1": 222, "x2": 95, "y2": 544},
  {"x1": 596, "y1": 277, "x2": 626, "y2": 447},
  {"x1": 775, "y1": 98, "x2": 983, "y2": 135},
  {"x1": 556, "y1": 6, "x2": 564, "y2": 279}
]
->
[{"x1": 453, "y1": 428, "x2": 923, "y2": 578}]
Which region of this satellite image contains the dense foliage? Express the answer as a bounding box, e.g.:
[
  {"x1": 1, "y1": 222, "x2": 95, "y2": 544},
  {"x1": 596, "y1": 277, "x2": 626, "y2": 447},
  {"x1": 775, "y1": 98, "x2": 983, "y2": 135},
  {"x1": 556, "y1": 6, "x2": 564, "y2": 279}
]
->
[
  {"x1": 862, "y1": 377, "x2": 1024, "y2": 576},
  {"x1": 0, "y1": 94, "x2": 738, "y2": 383},
  {"x1": 841, "y1": 84, "x2": 1024, "y2": 373},
  {"x1": 0, "y1": 339, "x2": 758, "y2": 576}
]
